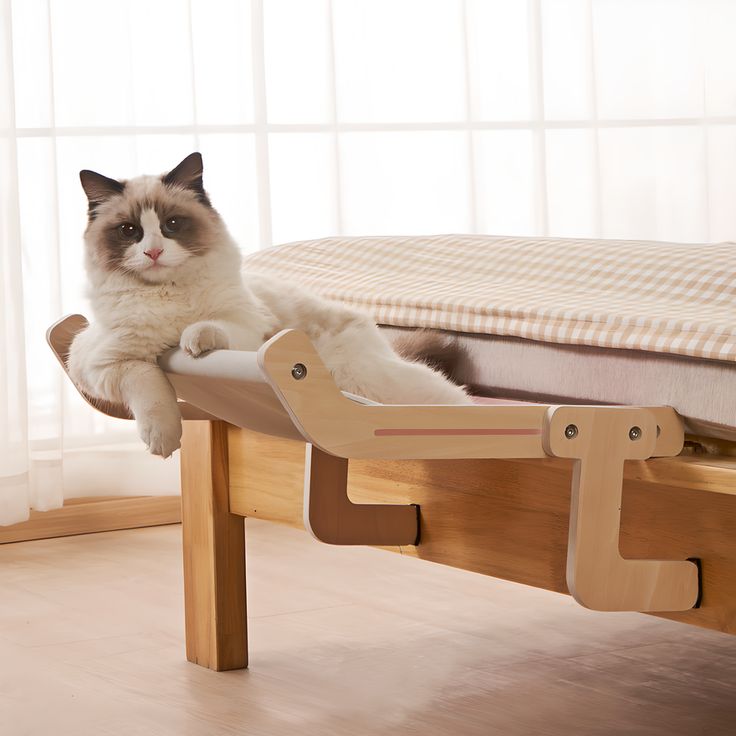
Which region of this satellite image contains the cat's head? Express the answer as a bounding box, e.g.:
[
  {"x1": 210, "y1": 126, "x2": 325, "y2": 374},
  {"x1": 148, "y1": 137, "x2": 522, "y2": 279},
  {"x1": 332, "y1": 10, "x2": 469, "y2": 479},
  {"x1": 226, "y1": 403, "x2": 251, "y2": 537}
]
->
[{"x1": 79, "y1": 152, "x2": 227, "y2": 284}]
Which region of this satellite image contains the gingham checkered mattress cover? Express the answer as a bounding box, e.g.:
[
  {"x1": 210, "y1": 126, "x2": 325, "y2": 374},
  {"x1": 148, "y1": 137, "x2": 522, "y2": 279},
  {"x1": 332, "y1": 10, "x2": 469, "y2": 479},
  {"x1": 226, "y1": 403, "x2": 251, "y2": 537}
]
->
[{"x1": 243, "y1": 234, "x2": 736, "y2": 434}]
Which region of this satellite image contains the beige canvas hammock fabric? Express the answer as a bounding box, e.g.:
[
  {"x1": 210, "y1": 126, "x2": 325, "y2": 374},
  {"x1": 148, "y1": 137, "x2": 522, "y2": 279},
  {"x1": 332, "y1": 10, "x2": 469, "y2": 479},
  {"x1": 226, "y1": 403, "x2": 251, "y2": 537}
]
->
[{"x1": 244, "y1": 235, "x2": 736, "y2": 364}]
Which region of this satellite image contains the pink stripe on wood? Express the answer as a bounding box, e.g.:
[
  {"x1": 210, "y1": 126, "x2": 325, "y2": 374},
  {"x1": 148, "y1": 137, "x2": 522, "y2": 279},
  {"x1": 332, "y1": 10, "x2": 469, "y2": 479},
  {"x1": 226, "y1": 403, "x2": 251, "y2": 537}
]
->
[{"x1": 374, "y1": 428, "x2": 542, "y2": 437}]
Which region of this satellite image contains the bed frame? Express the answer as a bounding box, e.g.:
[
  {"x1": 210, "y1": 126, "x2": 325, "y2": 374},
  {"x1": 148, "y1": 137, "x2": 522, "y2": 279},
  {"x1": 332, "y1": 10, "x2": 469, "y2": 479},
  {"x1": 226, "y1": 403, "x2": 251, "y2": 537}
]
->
[{"x1": 48, "y1": 315, "x2": 736, "y2": 671}]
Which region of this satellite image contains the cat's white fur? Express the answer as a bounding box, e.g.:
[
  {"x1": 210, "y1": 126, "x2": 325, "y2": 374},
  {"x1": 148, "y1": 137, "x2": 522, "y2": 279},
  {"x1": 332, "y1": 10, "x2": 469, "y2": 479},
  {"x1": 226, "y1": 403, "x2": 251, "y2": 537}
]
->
[{"x1": 69, "y1": 155, "x2": 470, "y2": 458}]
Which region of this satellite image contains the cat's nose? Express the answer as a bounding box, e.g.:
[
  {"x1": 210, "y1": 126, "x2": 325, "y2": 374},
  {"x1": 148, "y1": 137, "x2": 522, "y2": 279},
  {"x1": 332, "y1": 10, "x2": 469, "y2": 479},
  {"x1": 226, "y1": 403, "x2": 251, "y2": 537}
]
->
[{"x1": 144, "y1": 247, "x2": 163, "y2": 262}]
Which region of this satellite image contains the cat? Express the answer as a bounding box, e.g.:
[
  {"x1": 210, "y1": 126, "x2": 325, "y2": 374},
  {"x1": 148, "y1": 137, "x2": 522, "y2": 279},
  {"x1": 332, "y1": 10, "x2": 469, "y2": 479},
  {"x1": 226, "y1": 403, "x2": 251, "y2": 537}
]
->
[{"x1": 68, "y1": 152, "x2": 471, "y2": 458}]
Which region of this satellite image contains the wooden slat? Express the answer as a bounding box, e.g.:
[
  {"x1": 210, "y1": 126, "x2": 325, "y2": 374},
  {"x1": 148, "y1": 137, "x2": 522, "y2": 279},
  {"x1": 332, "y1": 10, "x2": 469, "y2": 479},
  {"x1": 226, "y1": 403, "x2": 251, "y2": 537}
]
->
[
  {"x1": 0, "y1": 495, "x2": 181, "y2": 545},
  {"x1": 180, "y1": 420, "x2": 248, "y2": 671},
  {"x1": 227, "y1": 427, "x2": 736, "y2": 635}
]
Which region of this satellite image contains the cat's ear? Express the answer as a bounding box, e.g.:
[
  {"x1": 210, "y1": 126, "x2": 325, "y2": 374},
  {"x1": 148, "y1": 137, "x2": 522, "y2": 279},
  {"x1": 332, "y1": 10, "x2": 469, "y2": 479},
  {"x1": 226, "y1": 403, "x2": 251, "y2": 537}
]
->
[
  {"x1": 162, "y1": 152, "x2": 207, "y2": 198},
  {"x1": 79, "y1": 170, "x2": 125, "y2": 209},
  {"x1": 162, "y1": 152, "x2": 210, "y2": 207}
]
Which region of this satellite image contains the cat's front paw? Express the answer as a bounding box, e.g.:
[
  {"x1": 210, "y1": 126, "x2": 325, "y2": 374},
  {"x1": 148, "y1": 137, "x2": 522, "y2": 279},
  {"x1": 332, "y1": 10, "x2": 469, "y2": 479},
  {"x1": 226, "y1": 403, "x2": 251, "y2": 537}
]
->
[
  {"x1": 137, "y1": 405, "x2": 182, "y2": 458},
  {"x1": 180, "y1": 322, "x2": 229, "y2": 357}
]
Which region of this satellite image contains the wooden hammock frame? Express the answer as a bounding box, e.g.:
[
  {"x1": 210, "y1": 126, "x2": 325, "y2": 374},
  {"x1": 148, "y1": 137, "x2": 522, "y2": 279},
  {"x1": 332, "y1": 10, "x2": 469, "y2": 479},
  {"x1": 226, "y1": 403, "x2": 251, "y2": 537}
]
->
[{"x1": 47, "y1": 314, "x2": 736, "y2": 672}]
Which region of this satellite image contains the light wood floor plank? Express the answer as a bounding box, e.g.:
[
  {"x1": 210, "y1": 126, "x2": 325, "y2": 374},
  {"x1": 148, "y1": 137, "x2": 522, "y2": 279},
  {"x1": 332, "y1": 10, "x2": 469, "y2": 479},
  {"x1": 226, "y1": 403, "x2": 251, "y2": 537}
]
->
[{"x1": 1, "y1": 521, "x2": 735, "y2": 735}]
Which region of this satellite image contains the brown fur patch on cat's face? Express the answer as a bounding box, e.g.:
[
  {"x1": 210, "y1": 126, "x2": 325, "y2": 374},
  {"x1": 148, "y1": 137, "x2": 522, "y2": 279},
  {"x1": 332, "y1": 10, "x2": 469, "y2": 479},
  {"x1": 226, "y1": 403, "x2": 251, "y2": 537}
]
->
[{"x1": 80, "y1": 153, "x2": 225, "y2": 283}]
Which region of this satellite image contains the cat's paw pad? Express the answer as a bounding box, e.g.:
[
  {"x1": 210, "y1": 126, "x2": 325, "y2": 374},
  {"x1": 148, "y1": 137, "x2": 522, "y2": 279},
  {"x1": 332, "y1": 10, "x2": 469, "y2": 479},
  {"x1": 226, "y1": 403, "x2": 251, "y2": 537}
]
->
[
  {"x1": 180, "y1": 323, "x2": 229, "y2": 357},
  {"x1": 137, "y1": 405, "x2": 182, "y2": 458}
]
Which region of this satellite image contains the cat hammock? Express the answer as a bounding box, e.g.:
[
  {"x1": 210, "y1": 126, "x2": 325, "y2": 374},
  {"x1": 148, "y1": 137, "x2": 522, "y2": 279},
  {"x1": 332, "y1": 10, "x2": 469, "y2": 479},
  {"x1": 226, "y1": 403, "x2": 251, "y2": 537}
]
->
[{"x1": 48, "y1": 314, "x2": 700, "y2": 616}]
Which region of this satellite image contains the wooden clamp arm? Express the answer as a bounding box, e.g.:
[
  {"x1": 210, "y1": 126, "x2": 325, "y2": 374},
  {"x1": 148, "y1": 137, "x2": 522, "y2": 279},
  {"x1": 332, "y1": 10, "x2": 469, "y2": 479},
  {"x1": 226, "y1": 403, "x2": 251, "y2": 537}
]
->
[{"x1": 544, "y1": 405, "x2": 700, "y2": 612}]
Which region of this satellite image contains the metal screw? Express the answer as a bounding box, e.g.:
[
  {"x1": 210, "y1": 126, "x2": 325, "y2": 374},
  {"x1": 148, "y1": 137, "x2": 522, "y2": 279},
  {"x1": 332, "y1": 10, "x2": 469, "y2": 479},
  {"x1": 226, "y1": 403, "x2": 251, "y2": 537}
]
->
[
  {"x1": 629, "y1": 426, "x2": 642, "y2": 441},
  {"x1": 564, "y1": 424, "x2": 578, "y2": 439},
  {"x1": 291, "y1": 363, "x2": 307, "y2": 380}
]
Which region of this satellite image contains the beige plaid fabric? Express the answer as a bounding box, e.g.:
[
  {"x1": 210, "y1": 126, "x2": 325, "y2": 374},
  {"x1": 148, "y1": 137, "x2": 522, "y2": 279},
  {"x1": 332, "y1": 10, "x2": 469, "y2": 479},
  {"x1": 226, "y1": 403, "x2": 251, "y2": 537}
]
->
[{"x1": 244, "y1": 234, "x2": 736, "y2": 363}]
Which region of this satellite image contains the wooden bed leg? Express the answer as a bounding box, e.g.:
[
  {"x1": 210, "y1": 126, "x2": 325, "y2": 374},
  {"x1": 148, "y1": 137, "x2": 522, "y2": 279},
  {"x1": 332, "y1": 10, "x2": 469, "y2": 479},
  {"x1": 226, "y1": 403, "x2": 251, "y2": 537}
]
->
[
  {"x1": 304, "y1": 444, "x2": 419, "y2": 546},
  {"x1": 546, "y1": 406, "x2": 699, "y2": 612},
  {"x1": 180, "y1": 420, "x2": 248, "y2": 670}
]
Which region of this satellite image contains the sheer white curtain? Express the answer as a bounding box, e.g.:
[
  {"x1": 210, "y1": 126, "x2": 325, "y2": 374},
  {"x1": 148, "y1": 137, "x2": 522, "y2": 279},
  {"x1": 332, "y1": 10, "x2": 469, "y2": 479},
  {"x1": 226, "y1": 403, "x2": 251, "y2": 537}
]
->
[{"x1": 3, "y1": 0, "x2": 736, "y2": 524}]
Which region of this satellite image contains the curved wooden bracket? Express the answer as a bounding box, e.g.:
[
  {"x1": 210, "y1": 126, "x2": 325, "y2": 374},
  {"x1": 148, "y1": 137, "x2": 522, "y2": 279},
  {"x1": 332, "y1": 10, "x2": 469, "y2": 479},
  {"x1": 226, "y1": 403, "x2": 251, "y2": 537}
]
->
[
  {"x1": 545, "y1": 406, "x2": 699, "y2": 612},
  {"x1": 46, "y1": 314, "x2": 215, "y2": 421},
  {"x1": 304, "y1": 444, "x2": 419, "y2": 546}
]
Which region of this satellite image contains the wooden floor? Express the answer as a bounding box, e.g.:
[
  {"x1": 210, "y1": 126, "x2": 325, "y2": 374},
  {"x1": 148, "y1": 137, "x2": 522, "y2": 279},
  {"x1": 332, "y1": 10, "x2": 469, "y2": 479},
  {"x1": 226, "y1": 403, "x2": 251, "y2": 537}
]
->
[{"x1": 1, "y1": 522, "x2": 736, "y2": 736}]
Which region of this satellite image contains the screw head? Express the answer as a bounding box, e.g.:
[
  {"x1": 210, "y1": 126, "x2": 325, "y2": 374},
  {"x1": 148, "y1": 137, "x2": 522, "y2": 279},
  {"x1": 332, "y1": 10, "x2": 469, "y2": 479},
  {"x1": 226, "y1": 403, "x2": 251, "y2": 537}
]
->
[
  {"x1": 291, "y1": 363, "x2": 307, "y2": 380},
  {"x1": 564, "y1": 424, "x2": 578, "y2": 439},
  {"x1": 629, "y1": 426, "x2": 642, "y2": 441}
]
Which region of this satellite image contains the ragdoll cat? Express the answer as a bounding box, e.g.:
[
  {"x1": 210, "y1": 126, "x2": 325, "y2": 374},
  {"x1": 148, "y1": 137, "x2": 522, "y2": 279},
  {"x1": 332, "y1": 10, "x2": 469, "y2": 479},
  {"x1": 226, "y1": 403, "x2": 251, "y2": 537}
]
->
[{"x1": 68, "y1": 153, "x2": 471, "y2": 458}]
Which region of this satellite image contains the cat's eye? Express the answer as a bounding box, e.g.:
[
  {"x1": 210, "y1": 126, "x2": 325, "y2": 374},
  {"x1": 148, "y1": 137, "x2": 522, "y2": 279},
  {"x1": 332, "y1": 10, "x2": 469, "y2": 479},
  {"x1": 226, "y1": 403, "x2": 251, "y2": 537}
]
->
[
  {"x1": 117, "y1": 223, "x2": 141, "y2": 240},
  {"x1": 162, "y1": 216, "x2": 184, "y2": 235}
]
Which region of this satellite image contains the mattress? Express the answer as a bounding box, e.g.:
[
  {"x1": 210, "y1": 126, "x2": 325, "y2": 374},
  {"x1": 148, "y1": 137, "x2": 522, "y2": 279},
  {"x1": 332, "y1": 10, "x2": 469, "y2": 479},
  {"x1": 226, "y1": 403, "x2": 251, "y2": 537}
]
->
[
  {"x1": 243, "y1": 235, "x2": 736, "y2": 438},
  {"x1": 383, "y1": 327, "x2": 736, "y2": 441}
]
